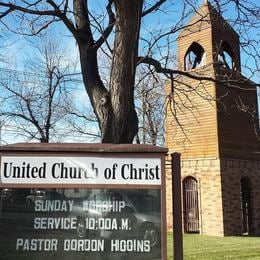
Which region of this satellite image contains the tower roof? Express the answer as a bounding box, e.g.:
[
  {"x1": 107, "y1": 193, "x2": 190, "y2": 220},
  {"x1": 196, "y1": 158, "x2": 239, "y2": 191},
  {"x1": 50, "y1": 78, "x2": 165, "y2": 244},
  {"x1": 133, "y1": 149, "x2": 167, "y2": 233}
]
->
[{"x1": 178, "y1": 0, "x2": 238, "y2": 40}]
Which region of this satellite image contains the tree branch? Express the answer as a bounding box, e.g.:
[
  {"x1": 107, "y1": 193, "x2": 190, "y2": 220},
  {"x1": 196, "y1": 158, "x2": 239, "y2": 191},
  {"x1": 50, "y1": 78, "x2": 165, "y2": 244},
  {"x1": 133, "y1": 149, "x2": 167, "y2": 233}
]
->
[
  {"x1": 46, "y1": 0, "x2": 79, "y2": 40},
  {"x1": 0, "y1": 6, "x2": 13, "y2": 19},
  {"x1": 138, "y1": 56, "x2": 260, "y2": 89},
  {"x1": 93, "y1": 0, "x2": 115, "y2": 50},
  {"x1": 0, "y1": 2, "x2": 58, "y2": 16},
  {"x1": 73, "y1": 0, "x2": 95, "y2": 44},
  {"x1": 142, "y1": 0, "x2": 167, "y2": 17},
  {"x1": 0, "y1": 2, "x2": 79, "y2": 40}
]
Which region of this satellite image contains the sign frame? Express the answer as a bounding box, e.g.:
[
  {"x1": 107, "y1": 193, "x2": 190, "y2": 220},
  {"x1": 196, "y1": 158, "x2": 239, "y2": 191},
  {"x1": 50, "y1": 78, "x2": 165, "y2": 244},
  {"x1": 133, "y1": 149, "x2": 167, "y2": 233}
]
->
[{"x1": 0, "y1": 143, "x2": 168, "y2": 260}]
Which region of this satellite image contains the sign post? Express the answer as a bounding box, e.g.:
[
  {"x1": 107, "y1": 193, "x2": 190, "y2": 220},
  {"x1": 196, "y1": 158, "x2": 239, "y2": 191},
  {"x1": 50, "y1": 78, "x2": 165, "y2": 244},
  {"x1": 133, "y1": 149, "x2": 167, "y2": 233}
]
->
[
  {"x1": 172, "y1": 153, "x2": 183, "y2": 260},
  {"x1": 0, "y1": 143, "x2": 168, "y2": 260}
]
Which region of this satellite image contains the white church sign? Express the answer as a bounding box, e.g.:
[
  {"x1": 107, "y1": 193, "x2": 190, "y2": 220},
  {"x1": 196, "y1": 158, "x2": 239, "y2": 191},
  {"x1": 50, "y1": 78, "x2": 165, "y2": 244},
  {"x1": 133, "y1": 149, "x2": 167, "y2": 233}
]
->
[{"x1": 1, "y1": 156, "x2": 161, "y2": 185}]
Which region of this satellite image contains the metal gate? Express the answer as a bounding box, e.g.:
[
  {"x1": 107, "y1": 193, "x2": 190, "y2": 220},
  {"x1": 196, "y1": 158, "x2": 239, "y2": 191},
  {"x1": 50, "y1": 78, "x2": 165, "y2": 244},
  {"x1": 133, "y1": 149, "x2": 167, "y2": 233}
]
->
[{"x1": 183, "y1": 177, "x2": 199, "y2": 233}]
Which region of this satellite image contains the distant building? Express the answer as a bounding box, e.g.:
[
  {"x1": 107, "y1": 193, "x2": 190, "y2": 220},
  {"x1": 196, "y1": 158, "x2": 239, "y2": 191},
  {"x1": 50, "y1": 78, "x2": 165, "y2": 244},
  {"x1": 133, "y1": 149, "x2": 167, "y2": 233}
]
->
[{"x1": 165, "y1": 1, "x2": 260, "y2": 236}]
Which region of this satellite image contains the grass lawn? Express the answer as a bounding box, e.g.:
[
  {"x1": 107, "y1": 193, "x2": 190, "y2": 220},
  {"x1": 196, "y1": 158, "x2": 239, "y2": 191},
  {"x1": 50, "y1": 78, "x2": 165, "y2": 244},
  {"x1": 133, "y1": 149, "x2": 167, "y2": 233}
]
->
[{"x1": 167, "y1": 233, "x2": 260, "y2": 259}]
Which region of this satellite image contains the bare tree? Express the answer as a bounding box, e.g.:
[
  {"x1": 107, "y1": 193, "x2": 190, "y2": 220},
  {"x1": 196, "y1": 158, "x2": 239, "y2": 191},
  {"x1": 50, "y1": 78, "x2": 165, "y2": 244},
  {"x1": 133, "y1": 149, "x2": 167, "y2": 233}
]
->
[
  {"x1": 0, "y1": 36, "x2": 85, "y2": 143},
  {"x1": 135, "y1": 67, "x2": 165, "y2": 146},
  {"x1": 0, "y1": 1, "x2": 259, "y2": 143}
]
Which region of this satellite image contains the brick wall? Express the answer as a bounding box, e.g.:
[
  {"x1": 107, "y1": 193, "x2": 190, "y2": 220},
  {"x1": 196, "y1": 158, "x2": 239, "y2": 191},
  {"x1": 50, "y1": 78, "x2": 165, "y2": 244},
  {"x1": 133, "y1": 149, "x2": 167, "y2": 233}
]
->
[
  {"x1": 166, "y1": 158, "x2": 225, "y2": 236},
  {"x1": 166, "y1": 157, "x2": 260, "y2": 236},
  {"x1": 220, "y1": 159, "x2": 260, "y2": 235}
]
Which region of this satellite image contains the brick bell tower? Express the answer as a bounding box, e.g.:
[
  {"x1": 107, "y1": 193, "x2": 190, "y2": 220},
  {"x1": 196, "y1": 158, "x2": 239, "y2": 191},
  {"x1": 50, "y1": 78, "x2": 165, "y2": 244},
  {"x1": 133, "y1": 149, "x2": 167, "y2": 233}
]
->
[{"x1": 165, "y1": 1, "x2": 260, "y2": 236}]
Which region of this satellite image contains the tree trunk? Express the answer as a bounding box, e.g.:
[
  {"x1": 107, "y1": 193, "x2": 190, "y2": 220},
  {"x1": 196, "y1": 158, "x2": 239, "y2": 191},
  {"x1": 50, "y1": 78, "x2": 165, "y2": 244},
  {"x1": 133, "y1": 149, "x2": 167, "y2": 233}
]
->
[
  {"x1": 74, "y1": 0, "x2": 142, "y2": 143},
  {"x1": 103, "y1": 0, "x2": 143, "y2": 143},
  {"x1": 78, "y1": 44, "x2": 110, "y2": 140},
  {"x1": 74, "y1": 0, "x2": 110, "y2": 141}
]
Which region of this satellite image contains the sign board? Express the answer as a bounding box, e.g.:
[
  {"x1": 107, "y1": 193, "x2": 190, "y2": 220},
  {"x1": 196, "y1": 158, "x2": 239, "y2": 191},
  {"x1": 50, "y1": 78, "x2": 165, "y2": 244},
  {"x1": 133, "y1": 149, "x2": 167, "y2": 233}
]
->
[
  {"x1": 0, "y1": 143, "x2": 168, "y2": 260},
  {"x1": 1, "y1": 156, "x2": 161, "y2": 185}
]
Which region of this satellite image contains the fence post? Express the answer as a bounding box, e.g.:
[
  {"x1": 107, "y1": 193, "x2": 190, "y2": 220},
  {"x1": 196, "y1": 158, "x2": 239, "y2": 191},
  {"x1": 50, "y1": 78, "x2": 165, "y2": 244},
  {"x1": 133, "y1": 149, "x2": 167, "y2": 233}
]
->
[{"x1": 171, "y1": 152, "x2": 183, "y2": 260}]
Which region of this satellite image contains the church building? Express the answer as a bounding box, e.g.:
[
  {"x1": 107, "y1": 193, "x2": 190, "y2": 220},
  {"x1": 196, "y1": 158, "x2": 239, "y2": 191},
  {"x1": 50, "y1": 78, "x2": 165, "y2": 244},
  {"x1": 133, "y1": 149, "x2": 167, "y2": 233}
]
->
[{"x1": 165, "y1": 1, "x2": 260, "y2": 236}]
